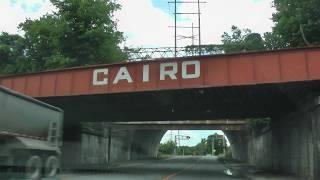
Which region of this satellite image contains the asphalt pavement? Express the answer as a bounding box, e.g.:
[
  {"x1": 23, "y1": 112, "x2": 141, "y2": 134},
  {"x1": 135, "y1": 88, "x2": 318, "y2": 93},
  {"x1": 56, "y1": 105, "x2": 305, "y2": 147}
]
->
[{"x1": 59, "y1": 156, "x2": 245, "y2": 180}]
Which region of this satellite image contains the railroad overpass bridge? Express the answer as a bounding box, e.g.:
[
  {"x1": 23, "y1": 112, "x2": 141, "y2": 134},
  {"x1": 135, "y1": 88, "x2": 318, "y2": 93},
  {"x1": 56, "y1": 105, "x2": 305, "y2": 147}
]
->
[{"x1": 1, "y1": 47, "x2": 320, "y2": 179}]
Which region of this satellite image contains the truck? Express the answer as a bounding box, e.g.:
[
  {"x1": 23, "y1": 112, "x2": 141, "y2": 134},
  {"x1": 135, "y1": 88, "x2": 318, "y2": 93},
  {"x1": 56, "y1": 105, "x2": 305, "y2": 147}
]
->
[{"x1": 0, "y1": 86, "x2": 63, "y2": 179}]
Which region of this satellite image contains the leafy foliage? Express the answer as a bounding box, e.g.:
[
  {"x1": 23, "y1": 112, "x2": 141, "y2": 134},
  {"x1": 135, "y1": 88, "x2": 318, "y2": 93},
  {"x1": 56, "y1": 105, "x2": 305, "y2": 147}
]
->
[
  {"x1": 158, "y1": 135, "x2": 226, "y2": 156},
  {"x1": 247, "y1": 118, "x2": 271, "y2": 136},
  {"x1": 1, "y1": 0, "x2": 126, "y2": 75},
  {"x1": 159, "y1": 140, "x2": 176, "y2": 155},
  {"x1": 222, "y1": 1, "x2": 320, "y2": 51},
  {"x1": 263, "y1": 32, "x2": 287, "y2": 50},
  {"x1": 0, "y1": 32, "x2": 26, "y2": 74},
  {"x1": 193, "y1": 138, "x2": 208, "y2": 155},
  {"x1": 272, "y1": 0, "x2": 320, "y2": 47},
  {"x1": 50, "y1": 0, "x2": 126, "y2": 66},
  {"x1": 221, "y1": 26, "x2": 266, "y2": 53}
]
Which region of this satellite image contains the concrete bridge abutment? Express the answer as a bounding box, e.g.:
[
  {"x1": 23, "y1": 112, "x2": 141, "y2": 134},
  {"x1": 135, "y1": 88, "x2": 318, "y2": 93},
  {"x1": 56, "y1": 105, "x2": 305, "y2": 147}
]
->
[
  {"x1": 224, "y1": 131, "x2": 248, "y2": 162},
  {"x1": 61, "y1": 122, "x2": 165, "y2": 170},
  {"x1": 241, "y1": 96, "x2": 320, "y2": 179}
]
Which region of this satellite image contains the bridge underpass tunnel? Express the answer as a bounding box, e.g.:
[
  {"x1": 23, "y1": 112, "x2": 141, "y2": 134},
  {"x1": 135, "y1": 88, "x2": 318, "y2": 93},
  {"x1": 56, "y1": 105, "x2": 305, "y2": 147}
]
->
[
  {"x1": 159, "y1": 130, "x2": 231, "y2": 157},
  {"x1": 60, "y1": 120, "x2": 247, "y2": 170},
  {"x1": 60, "y1": 107, "x2": 320, "y2": 180}
]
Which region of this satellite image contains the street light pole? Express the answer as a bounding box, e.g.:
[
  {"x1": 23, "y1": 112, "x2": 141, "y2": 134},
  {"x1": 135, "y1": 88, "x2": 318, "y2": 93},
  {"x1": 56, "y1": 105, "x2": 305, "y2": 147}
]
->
[{"x1": 174, "y1": 134, "x2": 191, "y2": 156}]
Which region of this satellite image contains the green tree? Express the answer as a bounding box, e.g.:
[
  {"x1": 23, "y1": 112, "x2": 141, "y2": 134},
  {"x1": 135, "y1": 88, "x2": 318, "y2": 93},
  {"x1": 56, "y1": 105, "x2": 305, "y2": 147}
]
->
[
  {"x1": 0, "y1": 32, "x2": 26, "y2": 74},
  {"x1": 221, "y1": 26, "x2": 266, "y2": 53},
  {"x1": 263, "y1": 32, "x2": 287, "y2": 50},
  {"x1": 247, "y1": 118, "x2": 271, "y2": 136},
  {"x1": 9, "y1": 0, "x2": 127, "y2": 74},
  {"x1": 177, "y1": 146, "x2": 194, "y2": 156},
  {"x1": 159, "y1": 140, "x2": 176, "y2": 155},
  {"x1": 272, "y1": 0, "x2": 320, "y2": 47},
  {"x1": 193, "y1": 138, "x2": 207, "y2": 155},
  {"x1": 244, "y1": 33, "x2": 265, "y2": 51},
  {"x1": 19, "y1": 15, "x2": 71, "y2": 72},
  {"x1": 50, "y1": 0, "x2": 127, "y2": 66}
]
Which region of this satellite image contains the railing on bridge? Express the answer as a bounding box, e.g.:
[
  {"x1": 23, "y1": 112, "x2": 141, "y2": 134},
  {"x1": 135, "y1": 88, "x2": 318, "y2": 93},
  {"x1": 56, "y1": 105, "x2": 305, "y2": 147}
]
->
[{"x1": 124, "y1": 45, "x2": 224, "y2": 61}]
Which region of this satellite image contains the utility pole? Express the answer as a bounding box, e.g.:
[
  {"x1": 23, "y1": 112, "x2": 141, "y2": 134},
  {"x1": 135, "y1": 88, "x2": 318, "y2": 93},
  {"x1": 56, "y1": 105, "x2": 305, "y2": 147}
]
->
[
  {"x1": 168, "y1": 0, "x2": 206, "y2": 57},
  {"x1": 192, "y1": 23, "x2": 194, "y2": 46},
  {"x1": 178, "y1": 130, "x2": 180, "y2": 147},
  {"x1": 174, "y1": 134, "x2": 191, "y2": 155},
  {"x1": 197, "y1": 0, "x2": 202, "y2": 55},
  {"x1": 174, "y1": 0, "x2": 177, "y2": 58}
]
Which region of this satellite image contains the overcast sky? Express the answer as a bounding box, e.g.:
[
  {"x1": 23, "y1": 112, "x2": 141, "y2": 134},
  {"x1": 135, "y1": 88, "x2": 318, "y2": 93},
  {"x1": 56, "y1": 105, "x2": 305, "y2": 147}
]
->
[
  {"x1": 0, "y1": 0, "x2": 274, "y2": 146},
  {"x1": 0, "y1": 0, "x2": 275, "y2": 47}
]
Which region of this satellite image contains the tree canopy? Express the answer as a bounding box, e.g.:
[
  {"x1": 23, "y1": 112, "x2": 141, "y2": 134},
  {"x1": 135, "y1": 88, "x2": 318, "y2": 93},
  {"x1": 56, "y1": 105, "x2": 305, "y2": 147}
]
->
[
  {"x1": 159, "y1": 140, "x2": 176, "y2": 155},
  {"x1": 221, "y1": 26, "x2": 266, "y2": 53},
  {"x1": 221, "y1": 0, "x2": 320, "y2": 52},
  {"x1": 272, "y1": 0, "x2": 320, "y2": 47},
  {"x1": 0, "y1": 32, "x2": 26, "y2": 74},
  {"x1": 158, "y1": 134, "x2": 226, "y2": 156},
  {"x1": 0, "y1": 0, "x2": 126, "y2": 75}
]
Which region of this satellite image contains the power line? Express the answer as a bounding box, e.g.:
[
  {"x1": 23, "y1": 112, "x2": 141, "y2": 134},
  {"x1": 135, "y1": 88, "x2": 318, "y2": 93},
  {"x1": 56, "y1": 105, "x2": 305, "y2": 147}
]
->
[{"x1": 168, "y1": 0, "x2": 206, "y2": 57}]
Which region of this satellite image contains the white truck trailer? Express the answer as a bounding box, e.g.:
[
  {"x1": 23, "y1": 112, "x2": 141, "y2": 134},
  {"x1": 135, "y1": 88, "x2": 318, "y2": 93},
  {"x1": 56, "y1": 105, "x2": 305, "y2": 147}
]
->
[{"x1": 0, "y1": 86, "x2": 63, "y2": 179}]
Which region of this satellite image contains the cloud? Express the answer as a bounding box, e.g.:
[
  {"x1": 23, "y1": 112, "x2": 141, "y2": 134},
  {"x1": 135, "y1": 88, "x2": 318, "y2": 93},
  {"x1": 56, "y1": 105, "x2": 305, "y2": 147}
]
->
[
  {"x1": 116, "y1": 0, "x2": 275, "y2": 47},
  {"x1": 199, "y1": 0, "x2": 275, "y2": 44},
  {"x1": 116, "y1": 0, "x2": 174, "y2": 48},
  {"x1": 0, "y1": 0, "x2": 55, "y2": 34},
  {"x1": 1, "y1": 0, "x2": 275, "y2": 47}
]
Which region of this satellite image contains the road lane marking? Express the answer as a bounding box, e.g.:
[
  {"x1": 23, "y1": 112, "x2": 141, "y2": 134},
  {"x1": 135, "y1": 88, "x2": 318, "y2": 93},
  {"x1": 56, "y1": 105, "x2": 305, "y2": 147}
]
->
[
  {"x1": 111, "y1": 162, "x2": 144, "y2": 169},
  {"x1": 162, "y1": 158, "x2": 201, "y2": 180}
]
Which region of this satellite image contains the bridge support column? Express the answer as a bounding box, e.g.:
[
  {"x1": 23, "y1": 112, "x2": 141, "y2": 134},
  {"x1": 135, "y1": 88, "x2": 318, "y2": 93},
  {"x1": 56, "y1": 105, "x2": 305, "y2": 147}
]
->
[
  {"x1": 61, "y1": 122, "x2": 110, "y2": 170},
  {"x1": 273, "y1": 97, "x2": 320, "y2": 180},
  {"x1": 224, "y1": 131, "x2": 248, "y2": 162},
  {"x1": 61, "y1": 122, "x2": 82, "y2": 169},
  {"x1": 130, "y1": 130, "x2": 166, "y2": 160},
  {"x1": 311, "y1": 100, "x2": 320, "y2": 179},
  {"x1": 246, "y1": 96, "x2": 320, "y2": 179}
]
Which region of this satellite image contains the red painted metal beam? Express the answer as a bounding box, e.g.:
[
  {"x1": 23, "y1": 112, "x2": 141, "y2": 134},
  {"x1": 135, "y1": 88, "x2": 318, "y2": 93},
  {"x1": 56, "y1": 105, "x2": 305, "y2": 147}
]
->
[{"x1": 1, "y1": 47, "x2": 320, "y2": 98}]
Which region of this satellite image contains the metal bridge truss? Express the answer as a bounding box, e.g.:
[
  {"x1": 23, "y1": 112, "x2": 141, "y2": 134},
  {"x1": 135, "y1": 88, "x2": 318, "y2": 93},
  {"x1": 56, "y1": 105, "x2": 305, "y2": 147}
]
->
[{"x1": 124, "y1": 45, "x2": 224, "y2": 61}]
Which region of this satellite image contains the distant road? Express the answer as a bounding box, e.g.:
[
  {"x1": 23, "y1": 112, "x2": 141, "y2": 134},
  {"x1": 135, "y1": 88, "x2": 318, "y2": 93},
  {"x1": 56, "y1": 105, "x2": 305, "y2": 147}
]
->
[{"x1": 60, "y1": 156, "x2": 245, "y2": 180}]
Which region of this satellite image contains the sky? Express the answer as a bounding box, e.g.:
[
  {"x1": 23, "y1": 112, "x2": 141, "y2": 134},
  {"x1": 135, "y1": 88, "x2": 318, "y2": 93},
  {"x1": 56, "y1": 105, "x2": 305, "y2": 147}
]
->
[
  {"x1": 0, "y1": 0, "x2": 274, "y2": 145},
  {"x1": 0, "y1": 0, "x2": 275, "y2": 47}
]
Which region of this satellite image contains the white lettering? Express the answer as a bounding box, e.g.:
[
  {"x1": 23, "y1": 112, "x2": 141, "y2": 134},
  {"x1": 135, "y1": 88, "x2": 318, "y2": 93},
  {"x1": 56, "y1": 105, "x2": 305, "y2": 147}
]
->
[
  {"x1": 160, "y1": 63, "x2": 178, "y2": 81},
  {"x1": 93, "y1": 69, "x2": 108, "y2": 86},
  {"x1": 182, "y1": 61, "x2": 201, "y2": 79},
  {"x1": 113, "y1": 67, "x2": 133, "y2": 84},
  {"x1": 92, "y1": 60, "x2": 202, "y2": 86},
  {"x1": 143, "y1": 64, "x2": 150, "y2": 82}
]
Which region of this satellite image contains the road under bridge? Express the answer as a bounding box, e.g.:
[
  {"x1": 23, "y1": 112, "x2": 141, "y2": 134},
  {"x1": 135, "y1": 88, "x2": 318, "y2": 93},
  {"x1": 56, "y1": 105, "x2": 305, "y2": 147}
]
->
[{"x1": 1, "y1": 47, "x2": 320, "y2": 179}]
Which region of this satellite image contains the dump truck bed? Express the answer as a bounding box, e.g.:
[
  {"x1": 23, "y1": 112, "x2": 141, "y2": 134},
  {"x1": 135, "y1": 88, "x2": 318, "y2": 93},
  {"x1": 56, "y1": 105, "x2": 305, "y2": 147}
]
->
[{"x1": 0, "y1": 86, "x2": 63, "y2": 139}]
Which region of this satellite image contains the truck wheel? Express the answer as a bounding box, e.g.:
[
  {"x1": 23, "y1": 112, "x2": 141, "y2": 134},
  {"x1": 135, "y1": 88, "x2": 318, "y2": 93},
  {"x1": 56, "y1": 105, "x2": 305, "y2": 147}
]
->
[
  {"x1": 44, "y1": 156, "x2": 60, "y2": 177},
  {"x1": 25, "y1": 155, "x2": 42, "y2": 180}
]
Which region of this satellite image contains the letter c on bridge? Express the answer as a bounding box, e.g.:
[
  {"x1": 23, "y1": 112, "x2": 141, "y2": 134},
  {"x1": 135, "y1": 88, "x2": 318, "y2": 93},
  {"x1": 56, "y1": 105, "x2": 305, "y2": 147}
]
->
[{"x1": 93, "y1": 69, "x2": 109, "y2": 86}]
